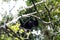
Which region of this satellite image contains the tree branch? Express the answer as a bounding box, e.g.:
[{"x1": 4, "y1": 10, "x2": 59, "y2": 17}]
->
[
  {"x1": 6, "y1": 10, "x2": 42, "y2": 25},
  {"x1": 44, "y1": 4, "x2": 52, "y2": 21},
  {"x1": 18, "y1": 1, "x2": 43, "y2": 12},
  {"x1": 31, "y1": 15, "x2": 51, "y2": 24}
]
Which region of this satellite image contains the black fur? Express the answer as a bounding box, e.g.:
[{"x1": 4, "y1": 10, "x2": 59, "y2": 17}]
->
[{"x1": 19, "y1": 17, "x2": 38, "y2": 29}]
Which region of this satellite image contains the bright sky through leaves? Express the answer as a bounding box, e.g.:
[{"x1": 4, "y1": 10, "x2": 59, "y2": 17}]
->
[{"x1": 0, "y1": 0, "x2": 27, "y2": 21}]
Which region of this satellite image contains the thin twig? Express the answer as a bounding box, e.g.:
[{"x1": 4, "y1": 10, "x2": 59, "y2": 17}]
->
[{"x1": 31, "y1": 15, "x2": 51, "y2": 24}]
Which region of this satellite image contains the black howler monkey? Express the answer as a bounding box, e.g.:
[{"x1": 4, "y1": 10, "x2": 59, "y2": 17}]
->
[{"x1": 19, "y1": 17, "x2": 38, "y2": 29}]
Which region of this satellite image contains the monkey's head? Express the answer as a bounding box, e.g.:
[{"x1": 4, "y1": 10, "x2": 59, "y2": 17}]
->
[{"x1": 19, "y1": 17, "x2": 38, "y2": 29}]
